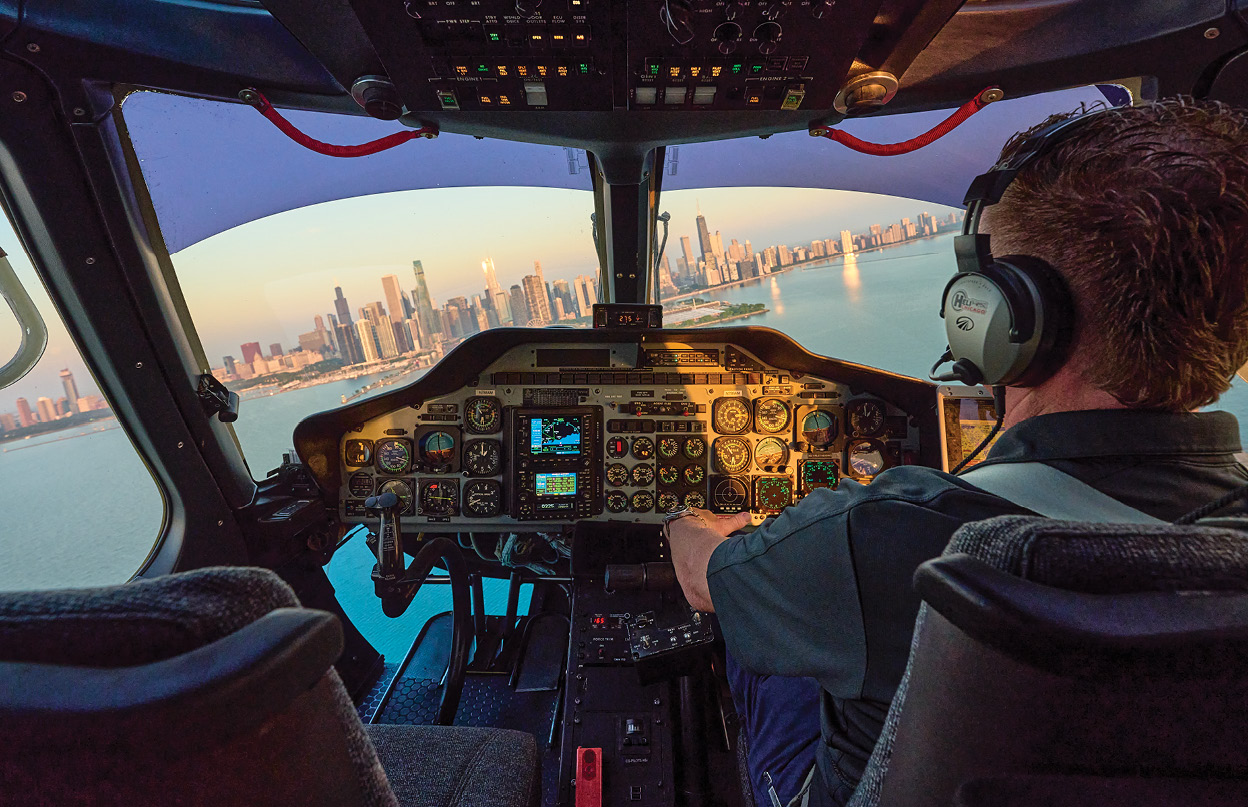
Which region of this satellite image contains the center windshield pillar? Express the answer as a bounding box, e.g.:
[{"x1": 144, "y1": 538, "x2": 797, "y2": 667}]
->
[{"x1": 589, "y1": 148, "x2": 665, "y2": 305}]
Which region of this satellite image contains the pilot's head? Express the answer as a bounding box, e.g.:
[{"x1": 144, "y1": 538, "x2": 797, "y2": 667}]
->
[{"x1": 981, "y1": 98, "x2": 1248, "y2": 410}]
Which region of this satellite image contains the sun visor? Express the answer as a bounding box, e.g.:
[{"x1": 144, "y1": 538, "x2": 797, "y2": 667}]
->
[{"x1": 123, "y1": 85, "x2": 1122, "y2": 254}]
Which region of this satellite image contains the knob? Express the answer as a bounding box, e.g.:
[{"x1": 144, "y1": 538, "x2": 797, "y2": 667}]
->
[
  {"x1": 360, "y1": 86, "x2": 402, "y2": 120},
  {"x1": 753, "y1": 21, "x2": 782, "y2": 54},
  {"x1": 661, "y1": 0, "x2": 696, "y2": 44},
  {"x1": 724, "y1": 1, "x2": 745, "y2": 19},
  {"x1": 516, "y1": 0, "x2": 541, "y2": 16},
  {"x1": 760, "y1": 2, "x2": 786, "y2": 20},
  {"x1": 713, "y1": 21, "x2": 742, "y2": 54},
  {"x1": 810, "y1": 0, "x2": 834, "y2": 18}
]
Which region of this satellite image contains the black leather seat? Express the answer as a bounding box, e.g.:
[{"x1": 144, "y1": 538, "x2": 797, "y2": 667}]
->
[
  {"x1": 0, "y1": 567, "x2": 540, "y2": 807},
  {"x1": 848, "y1": 515, "x2": 1248, "y2": 807}
]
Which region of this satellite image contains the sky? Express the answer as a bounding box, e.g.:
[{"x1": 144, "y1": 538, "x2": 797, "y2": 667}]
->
[{"x1": 0, "y1": 185, "x2": 957, "y2": 413}]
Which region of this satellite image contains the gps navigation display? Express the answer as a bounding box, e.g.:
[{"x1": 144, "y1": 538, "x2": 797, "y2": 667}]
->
[
  {"x1": 530, "y1": 416, "x2": 582, "y2": 456},
  {"x1": 535, "y1": 472, "x2": 578, "y2": 496}
]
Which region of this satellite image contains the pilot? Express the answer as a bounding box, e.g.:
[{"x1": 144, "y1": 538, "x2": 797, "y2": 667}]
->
[{"x1": 667, "y1": 97, "x2": 1248, "y2": 807}]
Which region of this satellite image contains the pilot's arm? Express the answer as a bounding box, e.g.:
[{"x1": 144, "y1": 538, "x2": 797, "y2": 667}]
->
[{"x1": 667, "y1": 509, "x2": 751, "y2": 612}]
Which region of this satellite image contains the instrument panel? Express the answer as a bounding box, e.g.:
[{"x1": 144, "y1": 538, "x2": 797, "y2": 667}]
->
[{"x1": 334, "y1": 337, "x2": 921, "y2": 529}]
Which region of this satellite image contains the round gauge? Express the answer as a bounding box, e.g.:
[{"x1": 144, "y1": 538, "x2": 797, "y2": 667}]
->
[
  {"x1": 754, "y1": 436, "x2": 790, "y2": 469},
  {"x1": 684, "y1": 464, "x2": 706, "y2": 485},
  {"x1": 375, "y1": 438, "x2": 413, "y2": 475},
  {"x1": 847, "y1": 440, "x2": 886, "y2": 478},
  {"x1": 657, "y1": 492, "x2": 682, "y2": 513},
  {"x1": 463, "y1": 439, "x2": 502, "y2": 476},
  {"x1": 801, "y1": 460, "x2": 839, "y2": 492},
  {"x1": 659, "y1": 465, "x2": 680, "y2": 485},
  {"x1": 464, "y1": 396, "x2": 502, "y2": 434},
  {"x1": 658, "y1": 436, "x2": 681, "y2": 459},
  {"x1": 419, "y1": 479, "x2": 459, "y2": 516},
  {"x1": 606, "y1": 463, "x2": 630, "y2": 487},
  {"x1": 632, "y1": 436, "x2": 655, "y2": 460},
  {"x1": 419, "y1": 431, "x2": 456, "y2": 466},
  {"x1": 605, "y1": 491, "x2": 629, "y2": 513},
  {"x1": 348, "y1": 472, "x2": 374, "y2": 498},
  {"x1": 849, "y1": 400, "x2": 886, "y2": 437},
  {"x1": 755, "y1": 399, "x2": 791, "y2": 434},
  {"x1": 713, "y1": 437, "x2": 752, "y2": 475},
  {"x1": 345, "y1": 439, "x2": 373, "y2": 467},
  {"x1": 631, "y1": 490, "x2": 654, "y2": 512},
  {"x1": 378, "y1": 479, "x2": 414, "y2": 514},
  {"x1": 684, "y1": 437, "x2": 706, "y2": 459},
  {"x1": 801, "y1": 410, "x2": 838, "y2": 448},
  {"x1": 754, "y1": 476, "x2": 793, "y2": 512},
  {"x1": 631, "y1": 464, "x2": 655, "y2": 486},
  {"x1": 713, "y1": 398, "x2": 752, "y2": 435},
  {"x1": 462, "y1": 479, "x2": 502, "y2": 517},
  {"x1": 711, "y1": 477, "x2": 749, "y2": 513},
  {"x1": 606, "y1": 436, "x2": 628, "y2": 459},
  {"x1": 683, "y1": 491, "x2": 706, "y2": 509}
]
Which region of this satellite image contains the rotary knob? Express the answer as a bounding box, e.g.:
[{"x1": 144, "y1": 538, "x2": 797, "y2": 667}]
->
[
  {"x1": 661, "y1": 0, "x2": 696, "y2": 44},
  {"x1": 811, "y1": 0, "x2": 835, "y2": 19},
  {"x1": 713, "y1": 21, "x2": 742, "y2": 54},
  {"x1": 516, "y1": 0, "x2": 541, "y2": 16},
  {"x1": 760, "y1": 2, "x2": 786, "y2": 20},
  {"x1": 753, "y1": 21, "x2": 782, "y2": 54},
  {"x1": 724, "y1": 1, "x2": 745, "y2": 19}
]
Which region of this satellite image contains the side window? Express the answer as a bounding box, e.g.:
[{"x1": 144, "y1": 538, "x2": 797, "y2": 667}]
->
[{"x1": 0, "y1": 216, "x2": 164, "y2": 591}]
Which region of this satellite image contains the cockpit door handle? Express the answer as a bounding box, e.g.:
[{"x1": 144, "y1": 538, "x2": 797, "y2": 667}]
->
[{"x1": 0, "y1": 246, "x2": 48, "y2": 391}]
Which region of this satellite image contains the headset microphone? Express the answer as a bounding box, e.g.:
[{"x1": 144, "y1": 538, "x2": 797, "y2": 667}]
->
[{"x1": 931, "y1": 111, "x2": 1104, "y2": 389}]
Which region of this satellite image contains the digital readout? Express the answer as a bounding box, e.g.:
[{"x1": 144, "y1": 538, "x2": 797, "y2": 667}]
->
[
  {"x1": 529, "y1": 416, "x2": 582, "y2": 455},
  {"x1": 534, "y1": 472, "x2": 578, "y2": 496}
]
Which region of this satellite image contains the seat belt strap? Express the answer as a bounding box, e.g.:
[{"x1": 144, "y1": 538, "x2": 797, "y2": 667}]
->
[{"x1": 959, "y1": 462, "x2": 1165, "y2": 524}]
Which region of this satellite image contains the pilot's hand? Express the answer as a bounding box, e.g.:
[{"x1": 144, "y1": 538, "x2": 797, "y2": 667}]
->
[{"x1": 666, "y1": 509, "x2": 751, "y2": 612}]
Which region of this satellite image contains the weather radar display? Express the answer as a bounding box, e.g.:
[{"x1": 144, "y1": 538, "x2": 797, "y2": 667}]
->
[{"x1": 530, "y1": 416, "x2": 582, "y2": 455}]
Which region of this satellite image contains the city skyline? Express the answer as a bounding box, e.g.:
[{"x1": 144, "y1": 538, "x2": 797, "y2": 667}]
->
[{"x1": 1, "y1": 185, "x2": 960, "y2": 415}]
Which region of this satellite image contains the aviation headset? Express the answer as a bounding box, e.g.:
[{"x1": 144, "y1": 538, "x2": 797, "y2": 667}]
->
[{"x1": 932, "y1": 110, "x2": 1109, "y2": 388}]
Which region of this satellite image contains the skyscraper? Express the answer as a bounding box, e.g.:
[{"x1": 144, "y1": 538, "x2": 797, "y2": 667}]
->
[
  {"x1": 573, "y1": 275, "x2": 598, "y2": 313},
  {"x1": 483, "y1": 257, "x2": 503, "y2": 298},
  {"x1": 659, "y1": 256, "x2": 678, "y2": 297},
  {"x1": 381, "y1": 274, "x2": 406, "y2": 331},
  {"x1": 680, "y1": 235, "x2": 695, "y2": 276},
  {"x1": 840, "y1": 229, "x2": 855, "y2": 255},
  {"x1": 240, "y1": 342, "x2": 262, "y2": 365},
  {"x1": 0, "y1": 413, "x2": 15, "y2": 432},
  {"x1": 333, "y1": 286, "x2": 353, "y2": 326},
  {"x1": 411, "y1": 260, "x2": 437, "y2": 339},
  {"x1": 269, "y1": 343, "x2": 283, "y2": 357},
  {"x1": 59, "y1": 369, "x2": 80, "y2": 413},
  {"x1": 354, "y1": 319, "x2": 381, "y2": 362},
  {"x1": 223, "y1": 355, "x2": 237, "y2": 376},
  {"x1": 16, "y1": 397, "x2": 34, "y2": 427},
  {"x1": 509, "y1": 284, "x2": 530, "y2": 327},
  {"x1": 695, "y1": 203, "x2": 713, "y2": 260},
  {"x1": 522, "y1": 274, "x2": 552, "y2": 325},
  {"x1": 37, "y1": 397, "x2": 56, "y2": 423},
  {"x1": 360, "y1": 302, "x2": 399, "y2": 358}
]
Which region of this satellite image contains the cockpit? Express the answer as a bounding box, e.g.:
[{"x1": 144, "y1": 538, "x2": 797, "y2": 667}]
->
[{"x1": 5, "y1": 1, "x2": 1248, "y2": 805}]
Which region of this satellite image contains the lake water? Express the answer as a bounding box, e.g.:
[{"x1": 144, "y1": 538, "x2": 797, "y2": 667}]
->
[{"x1": 5, "y1": 233, "x2": 1247, "y2": 657}]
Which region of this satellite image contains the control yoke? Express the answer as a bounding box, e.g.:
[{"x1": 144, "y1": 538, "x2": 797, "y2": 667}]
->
[{"x1": 364, "y1": 490, "x2": 405, "y2": 581}]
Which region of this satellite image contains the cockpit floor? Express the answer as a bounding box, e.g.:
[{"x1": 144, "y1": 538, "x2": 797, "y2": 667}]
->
[{"x1": 361, "y1": 613, "x2": 564, "y2": 807}]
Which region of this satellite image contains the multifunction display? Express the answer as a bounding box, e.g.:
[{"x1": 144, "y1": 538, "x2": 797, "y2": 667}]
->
[
  {"x1": 530, "y1": 416, "x2": 583, "y2": 456},
  {"x1": 512, "y1": 407, "x2": 603, "y2": 521},
  {"x1": 535, "y1": 472, "x2": 578, "y2": 496}
]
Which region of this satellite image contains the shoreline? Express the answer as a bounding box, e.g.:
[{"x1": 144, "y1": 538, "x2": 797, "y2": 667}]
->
[{"x1": 662, "y1": 231, "x2": 955, "y2": 303}]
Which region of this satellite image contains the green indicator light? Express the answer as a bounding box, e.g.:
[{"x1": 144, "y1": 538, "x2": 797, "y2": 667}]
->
[
  {"x1": 477, "y1": 64, "x2": 489, "y2": 73},
  {"x1": 731, "y1": 63, "x2": 743, "y2": 74},
  {"x1": 489, "y1": 32, "x2": 501, "y2": 41},
  {"x1": 751, "y1": 64, "x2": 763, "y2": 74},
  {"x1": 578, "y1": 63, "x2": 590, "y2": 74}
]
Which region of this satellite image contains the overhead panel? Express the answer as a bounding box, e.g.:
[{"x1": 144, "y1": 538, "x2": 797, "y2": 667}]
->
[{"x1": 344, "y1": 0, "x2": 887, "y2": 115}]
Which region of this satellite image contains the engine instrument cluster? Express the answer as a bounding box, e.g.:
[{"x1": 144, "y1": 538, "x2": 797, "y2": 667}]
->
[{"x1": 334, "y1": 335, "x2": 921, "y2": 529}]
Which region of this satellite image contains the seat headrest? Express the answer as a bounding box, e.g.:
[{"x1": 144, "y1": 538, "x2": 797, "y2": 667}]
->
[
  {"x1": 946, "y1": 516, "x2": 1248, "y2": 595},
  {"x1": 0, "y1": 567, "x2": 300, "y2": 668}
]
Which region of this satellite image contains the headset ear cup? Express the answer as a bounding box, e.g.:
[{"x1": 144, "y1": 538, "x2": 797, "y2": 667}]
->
[{"x1": 993, "y1": 255, "x2": 1075, "y2": 387}]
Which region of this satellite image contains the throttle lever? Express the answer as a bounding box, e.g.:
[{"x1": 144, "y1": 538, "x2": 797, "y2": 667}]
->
[{"x1": 364, "y1": 491, "x2": 404, "y2": 580}]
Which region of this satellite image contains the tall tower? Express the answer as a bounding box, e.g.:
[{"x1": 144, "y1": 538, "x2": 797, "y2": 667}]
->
[
  {"x1": 509, "y1": 284, "x2": 530, "y2": 328},
  {"x1": 695, "y1": 202, "x2": 713, "y2": 260},
  {"x1": 381, "y1": 274, "x2": 405, "y2": 328},
  {"x1": 59, "y1": 369, "x2": 80, "y2": 413},
  {"x1": 840, "y1": 229, "x2": 855, "y2": 255},
  {"x1": 333, "y1": 286, "x2": 353, "y2": 326},
  {"x1": 360, "y1": 302, "x2": 399, "y2": 358},
  {"x1": 37, "y1": 397, "x2": 56, "y2": 423},
  {"x1": 411, "y1": 260, "x2": 437, "y2": 339},
  {"x1": 483, "y1": 257, "x2": 503, "y2": 298},
  {"x1": 15, "y1": 397, "x2": 34, "y2": 428},
  {"x1": 522, "y1": 274, "x2": 551, "y2": 325},
  {"x1": 354, "y1": 319, "x2": 381, "y2": 362},
  {"x1": 240, "y1": 342, "x2": 263, "y2": 365}
]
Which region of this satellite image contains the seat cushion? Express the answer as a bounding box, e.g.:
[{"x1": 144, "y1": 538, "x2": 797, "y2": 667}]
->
[
  {"x1": 0, "y1": 566, "x2": 299, "y2": 667},
  {"x1": 366, "y1": 725, "x2": 540, "y2": 807}
]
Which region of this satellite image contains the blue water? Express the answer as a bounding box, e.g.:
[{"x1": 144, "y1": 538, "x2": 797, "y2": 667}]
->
[{"x1": 5, "y1": 233, "x2": 1248, "y2": 658}]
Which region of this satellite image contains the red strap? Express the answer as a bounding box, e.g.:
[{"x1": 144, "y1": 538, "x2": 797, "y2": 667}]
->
[
  {"x1": 575, "y1": 747, "x2": 603, "y2": 807},
  {"x1": 810, "y1": 87, "x2": 1000, "y2": 157},
  {"x1": 241, "y1": 89, "x2": 437, "y2": 158}
]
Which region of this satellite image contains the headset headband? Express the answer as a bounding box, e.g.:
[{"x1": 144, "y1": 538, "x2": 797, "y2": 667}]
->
[{"x1": 954, "y1": 110, "x2": 1110, "y2": 274}]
